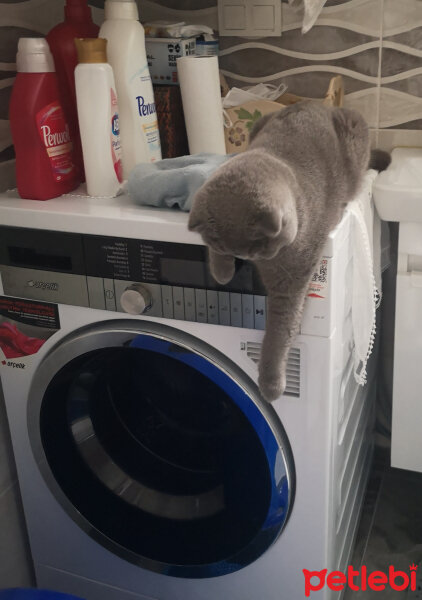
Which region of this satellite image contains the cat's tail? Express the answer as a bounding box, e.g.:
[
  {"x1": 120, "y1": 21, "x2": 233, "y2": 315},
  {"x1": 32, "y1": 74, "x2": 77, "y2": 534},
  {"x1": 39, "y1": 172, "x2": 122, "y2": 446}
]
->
[{"x1": 368, "y1": 149, "x2": 391, "y2": 172}]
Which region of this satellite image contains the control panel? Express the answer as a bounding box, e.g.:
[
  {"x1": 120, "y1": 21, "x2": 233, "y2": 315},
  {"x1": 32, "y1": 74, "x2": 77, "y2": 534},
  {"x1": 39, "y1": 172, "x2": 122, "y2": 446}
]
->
[{"x1": 0, "y1": 226, "x2": 267, "y2": 330}]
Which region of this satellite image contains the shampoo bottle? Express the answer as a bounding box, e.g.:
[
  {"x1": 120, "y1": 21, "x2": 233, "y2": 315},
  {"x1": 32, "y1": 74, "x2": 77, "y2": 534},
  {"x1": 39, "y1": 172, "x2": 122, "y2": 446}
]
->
[
  {"x1": 74, "y1": 38, "x2": 123, "y2": 197},
  {"x1": 9, "y1": 38, "x2": 79, "y2": 200},
  {"x1": 47, "y1": 0, "x2": 99, "y2": 180},
  {"x1": 100, "y1": 0, "x2": 162, "y2": 178}
]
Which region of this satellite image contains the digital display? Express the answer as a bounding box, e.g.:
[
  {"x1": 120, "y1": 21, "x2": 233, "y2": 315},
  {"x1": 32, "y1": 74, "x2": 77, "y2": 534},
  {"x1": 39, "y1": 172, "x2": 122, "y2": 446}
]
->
[
  {"x1": 8, "y1": 246, "x2": 73, "y2": 271},
  {"x1": 159, "y1": 256, "x2": 263, "y2": 293},
  {"x1": 160, "y1": 258, "x2": 206, "y2": 287},
  {"x1": 0, "y1": 226, "x2": 85, "y2": 275}
]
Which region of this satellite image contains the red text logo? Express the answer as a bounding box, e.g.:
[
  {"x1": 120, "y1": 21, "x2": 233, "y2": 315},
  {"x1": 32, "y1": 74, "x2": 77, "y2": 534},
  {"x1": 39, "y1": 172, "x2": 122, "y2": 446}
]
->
[{"x1": 303, "y1": 565, "x2": 418, "y2": 596}]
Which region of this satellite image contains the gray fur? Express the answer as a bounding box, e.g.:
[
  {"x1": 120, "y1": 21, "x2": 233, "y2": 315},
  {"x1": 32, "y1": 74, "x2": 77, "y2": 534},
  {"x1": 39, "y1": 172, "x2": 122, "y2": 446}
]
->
[
  {"x1": 189, "y1": 102, "x2": 370, "y2": 401},
  {"x1": 368, "y1": 148, "x2": 391, "y2": 172}
]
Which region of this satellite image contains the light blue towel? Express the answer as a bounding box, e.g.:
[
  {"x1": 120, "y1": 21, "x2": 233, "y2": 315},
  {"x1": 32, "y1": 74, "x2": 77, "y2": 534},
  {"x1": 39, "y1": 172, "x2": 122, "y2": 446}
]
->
[{"x1": 127, "y1": 153, "x2": 231, "y2": 212}]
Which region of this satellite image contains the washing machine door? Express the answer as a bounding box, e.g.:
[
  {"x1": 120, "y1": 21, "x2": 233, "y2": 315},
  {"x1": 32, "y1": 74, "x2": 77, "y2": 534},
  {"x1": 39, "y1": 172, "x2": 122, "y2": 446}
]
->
[{"x1": 29, "y1": 320, "x2": 295, "y2": 578}]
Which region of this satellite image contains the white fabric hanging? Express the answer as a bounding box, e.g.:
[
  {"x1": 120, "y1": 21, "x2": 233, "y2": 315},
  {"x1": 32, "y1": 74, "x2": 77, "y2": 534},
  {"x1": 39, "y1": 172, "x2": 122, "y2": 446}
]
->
[
  {"x1": 288, "y1": 0, "x2": 328, "y2": 33},
  {"x1": 347, "y1": 169, "x2": 381, "y2": 386}
]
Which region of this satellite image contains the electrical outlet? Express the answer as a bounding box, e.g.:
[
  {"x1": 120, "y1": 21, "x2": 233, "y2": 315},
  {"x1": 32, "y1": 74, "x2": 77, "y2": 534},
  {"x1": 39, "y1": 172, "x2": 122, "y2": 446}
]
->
[{"x1": 218, "y1": 0, "x2": 282, "y2": 37}]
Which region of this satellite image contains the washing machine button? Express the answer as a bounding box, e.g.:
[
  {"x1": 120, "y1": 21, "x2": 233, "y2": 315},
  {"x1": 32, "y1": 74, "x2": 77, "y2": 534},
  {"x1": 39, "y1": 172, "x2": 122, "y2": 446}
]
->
[
  {"x1": 207, "y1": 290, "x2": 219, "y2": 324},
  {"x1": 254, "y1": 295, "x2": 266, "y2": 330},
  {"x1": 218, "y1": 291, "x2": 230, "y2": 326},
  {"x1": 184, "y1": 288, "x2": 196, "y2": 321},
  {"x1": 161, "y1": 285, "x2": 174, "y2": 319},
  {"x1": 104, "y1": 278, "x2": 116, "y2": 311},
  {"x1": 242, "y1": 294, "x2": 254, "y2": 329},
  {"x1": 120, "y1": 284, "x2": 152, "y2": 315},
  {"x1": 230, "y1": 293, "x2": 242, "y2": 327},
  {"x1": 195, "y1": 289, "x2": 207, "y2": 323},
  {"x1": 173, "y1": 286, "x2": 185, "y2": 320}
]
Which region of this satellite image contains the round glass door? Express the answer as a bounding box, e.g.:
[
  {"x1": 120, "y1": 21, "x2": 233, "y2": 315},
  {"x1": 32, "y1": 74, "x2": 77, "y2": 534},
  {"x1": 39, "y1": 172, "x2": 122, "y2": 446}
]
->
[{"x1": 33, "y1": 322, "x2": 294, "y2": 578}]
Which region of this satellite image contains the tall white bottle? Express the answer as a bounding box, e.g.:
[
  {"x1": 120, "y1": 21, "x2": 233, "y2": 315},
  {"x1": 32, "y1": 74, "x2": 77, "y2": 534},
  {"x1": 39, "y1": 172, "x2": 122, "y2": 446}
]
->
[
  {"x1": 74, "y1": 38, "x2": 123, "y2": 197},
  {"x1": 100, "y1": 0, "x2": 162, "y2": 178}
]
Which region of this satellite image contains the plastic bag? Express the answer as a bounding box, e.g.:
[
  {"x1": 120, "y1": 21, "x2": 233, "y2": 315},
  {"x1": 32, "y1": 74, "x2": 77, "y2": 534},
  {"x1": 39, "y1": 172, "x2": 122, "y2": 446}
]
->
[
  {"x1": 222, "y1": 75, "x2": 344, "y2": 153},
  {"x1": 144, "y1": 21, "x2": 215, "y2": 41},
  {"x1": 222, "y1": 83, "x2": 288, "y2": 109}
]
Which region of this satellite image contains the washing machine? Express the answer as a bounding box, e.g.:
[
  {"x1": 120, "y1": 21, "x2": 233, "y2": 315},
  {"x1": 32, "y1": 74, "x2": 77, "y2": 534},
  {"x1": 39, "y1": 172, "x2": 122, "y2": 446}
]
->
[{"x1": 0, "y1": 186, "x2": 376, "y2": 600}]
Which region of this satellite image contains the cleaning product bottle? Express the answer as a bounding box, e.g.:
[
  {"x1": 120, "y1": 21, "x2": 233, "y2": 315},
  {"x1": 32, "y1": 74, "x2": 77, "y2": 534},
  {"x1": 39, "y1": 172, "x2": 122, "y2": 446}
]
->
[
  {"x1": 100, "y1": 0, "x2": 162, "y2": 178},
  {"x1": 46, "y1": 0, "x2": 99, "y2": 181},
  {"x1": 9, "y1": 38, "x2": 79, "y2": 200},
  {"x1": 74, "y1": 38, "x2": 123, "y2": 197}
]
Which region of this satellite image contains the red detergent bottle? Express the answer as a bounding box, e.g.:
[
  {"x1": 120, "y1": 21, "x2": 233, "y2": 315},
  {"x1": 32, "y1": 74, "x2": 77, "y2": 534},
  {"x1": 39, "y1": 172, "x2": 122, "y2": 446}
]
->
[
  {"x1": 9, "y1": 38, "x2": 79, "y2": 200},
  {"x1": 47, "y1": 0, "x2": 99, "y2": 181}
]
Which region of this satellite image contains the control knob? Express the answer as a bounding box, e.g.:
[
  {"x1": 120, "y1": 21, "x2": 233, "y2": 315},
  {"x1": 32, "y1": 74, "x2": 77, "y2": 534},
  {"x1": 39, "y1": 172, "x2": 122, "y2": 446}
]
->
[{"x1": 120, "y1": 284, "x2": 152, "y2": 315}]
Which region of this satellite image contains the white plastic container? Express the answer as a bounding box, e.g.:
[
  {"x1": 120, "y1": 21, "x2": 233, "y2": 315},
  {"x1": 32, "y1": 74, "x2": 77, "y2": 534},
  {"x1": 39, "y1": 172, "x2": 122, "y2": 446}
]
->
[
  {"x1": 100, "y1": 0, "x2": 162, "y2": 178},
  {"x1": 74, "y1": 38, "x2": 123, "y2": 197}
]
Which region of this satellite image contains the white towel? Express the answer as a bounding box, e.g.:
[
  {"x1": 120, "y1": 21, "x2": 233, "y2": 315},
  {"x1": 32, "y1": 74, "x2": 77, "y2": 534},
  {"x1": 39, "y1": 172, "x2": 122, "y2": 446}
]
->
[
  {"x1": 288, "y1": 0, "x2": 328, "y2": 33},
  {"x1": 347, "y1": 170, "x2": 380, "y2": 385}
]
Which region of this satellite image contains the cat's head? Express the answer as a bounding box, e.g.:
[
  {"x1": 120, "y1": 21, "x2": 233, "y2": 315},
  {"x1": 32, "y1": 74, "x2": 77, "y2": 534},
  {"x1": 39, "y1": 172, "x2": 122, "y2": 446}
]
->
[{"x1": 188, "y1": 151, "x2": 298, "y2": 260}]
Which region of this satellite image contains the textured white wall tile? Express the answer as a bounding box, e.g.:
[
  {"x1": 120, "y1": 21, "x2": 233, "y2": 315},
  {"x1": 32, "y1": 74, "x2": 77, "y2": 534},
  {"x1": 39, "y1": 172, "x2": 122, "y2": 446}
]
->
[
  {"x1": 0, "y1": 0, "x2": 218, "y2": 35},
  {"x1": 81, "y1": 0, "x2": 218, "y2": 30},
  {"x1": 378, "y1": 128, "x2": 422, "y2": 151},
  {"x1": 383, "y1": 0, "x2": 422, "y2": 36},
  {"x1": 0, "y1": 0, "x2": 67, "y2": 35},
  {"x1": 369, "y1": 128, "x2": 379, "y2": 149},
  {"x1": 284, "y1": 0, "x2": 383, "y2": 37},
  {"x1": 344, "y1": 88, "x2": 379, "y2": 128},
  {"x1": 379, "y1": 87, "x2": 422, "y2": 128}
]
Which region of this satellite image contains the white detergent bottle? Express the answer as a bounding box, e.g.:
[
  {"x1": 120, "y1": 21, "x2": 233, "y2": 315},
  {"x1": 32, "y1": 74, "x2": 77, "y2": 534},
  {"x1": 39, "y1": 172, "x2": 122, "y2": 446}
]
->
[
  {"x1": 100, "y1": 0, "x2": 162, "y2": 178},
  {"x1": 74, "y1": 38, "x2": 123, "y2": 197}
]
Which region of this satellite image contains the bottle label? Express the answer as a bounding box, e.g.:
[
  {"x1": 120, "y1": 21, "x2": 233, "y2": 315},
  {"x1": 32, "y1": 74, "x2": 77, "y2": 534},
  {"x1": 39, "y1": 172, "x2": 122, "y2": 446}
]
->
[
  {"x1": 110, "y1": 88, "x2": 123, "y2": 183},
  {"x1": 36, "y1": 102, "x2": 76, "y2": 182},
  {"x1": 131, "y1": 63, "x2": 162, "y2": 162}
]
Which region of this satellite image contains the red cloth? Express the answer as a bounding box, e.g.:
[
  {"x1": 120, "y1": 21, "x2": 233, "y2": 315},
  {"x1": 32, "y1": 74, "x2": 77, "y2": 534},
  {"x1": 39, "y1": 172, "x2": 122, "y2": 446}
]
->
[{"x1": 0, "y1": 322, "x2": 45, "y2": 358}]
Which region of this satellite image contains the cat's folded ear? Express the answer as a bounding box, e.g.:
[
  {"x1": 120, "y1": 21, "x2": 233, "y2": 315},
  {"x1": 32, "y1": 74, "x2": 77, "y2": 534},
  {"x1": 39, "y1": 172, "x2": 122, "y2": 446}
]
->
[{"x1": 331, "y1": 107, "x2": 368, "y2": 140}]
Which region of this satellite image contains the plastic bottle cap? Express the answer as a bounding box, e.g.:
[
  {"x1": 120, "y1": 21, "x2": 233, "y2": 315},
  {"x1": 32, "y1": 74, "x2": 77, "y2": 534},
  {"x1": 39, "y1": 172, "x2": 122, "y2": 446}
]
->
[
  {"x1": 104, "y1": 0, "x2": 139, "y2": 21},
  {"x1": 16, "y1": 38, "x2": 55, "y2": 73},
  {"x1": 75, "y1": 38, "x2": 108, "y2": 63}
]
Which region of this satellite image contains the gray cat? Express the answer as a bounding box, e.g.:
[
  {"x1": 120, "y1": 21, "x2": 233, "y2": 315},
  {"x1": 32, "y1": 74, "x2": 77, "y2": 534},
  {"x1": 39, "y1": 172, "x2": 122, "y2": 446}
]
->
[{"x1": 188, "y1": 101, "x2": 374, "y2": 402}]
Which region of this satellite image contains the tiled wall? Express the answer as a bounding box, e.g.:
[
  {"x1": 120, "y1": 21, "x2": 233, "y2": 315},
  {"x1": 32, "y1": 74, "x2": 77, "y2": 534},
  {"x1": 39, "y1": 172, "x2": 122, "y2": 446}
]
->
[
  {"x1": 0, "y1": 384, "x2": 34, "y2": 587},
  {"x1": 219, "y1": 0, "x2": 422, "y2": 150}
]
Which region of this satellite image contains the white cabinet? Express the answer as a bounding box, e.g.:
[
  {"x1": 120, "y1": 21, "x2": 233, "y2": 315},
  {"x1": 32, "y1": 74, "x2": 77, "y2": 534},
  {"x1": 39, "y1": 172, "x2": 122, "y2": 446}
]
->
[
  {"x1": 217, "y1": 0, "x2": 282, "y2": 36},
  {"x1": 374, "y1": 148, "x2": 422, "y2": 473}
]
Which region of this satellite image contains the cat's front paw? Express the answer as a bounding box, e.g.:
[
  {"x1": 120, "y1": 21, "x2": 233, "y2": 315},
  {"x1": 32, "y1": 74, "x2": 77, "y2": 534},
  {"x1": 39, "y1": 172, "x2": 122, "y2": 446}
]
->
[
  {"x1": 258, "y1": 371, "x2": 286, "y2": 402},
  {"x1": 212, "y1": 263, "x2": 235, "y2": 285},
  {"x1": 210, "y1": 252, "x2": 235, "y2": 285}
]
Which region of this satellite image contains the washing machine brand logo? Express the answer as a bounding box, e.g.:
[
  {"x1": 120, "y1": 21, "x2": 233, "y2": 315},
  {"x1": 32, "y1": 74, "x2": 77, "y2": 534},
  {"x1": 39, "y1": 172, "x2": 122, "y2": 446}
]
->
[
  {"x1": 303, "y1": 564, "x2": 418, "y2": 596},
  {"x1": 26, "y1": 279, "x2": 59, "y2": 291},
  {"x1": 1, "y1": 360, "x2": 25, "y2": 369}
]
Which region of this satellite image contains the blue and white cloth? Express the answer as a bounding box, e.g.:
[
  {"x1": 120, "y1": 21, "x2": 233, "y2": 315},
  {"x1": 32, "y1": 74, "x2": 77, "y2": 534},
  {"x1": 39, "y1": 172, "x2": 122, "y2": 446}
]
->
[{"x1": 127, "y1": 153, "x2": 231, "y2": 212}]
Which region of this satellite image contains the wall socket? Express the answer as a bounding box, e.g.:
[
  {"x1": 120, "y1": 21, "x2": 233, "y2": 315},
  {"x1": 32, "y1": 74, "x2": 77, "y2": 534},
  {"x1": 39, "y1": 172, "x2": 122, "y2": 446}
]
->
[{"x1": 218, "y1": 0, "x2": 282, "y2": 37}]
